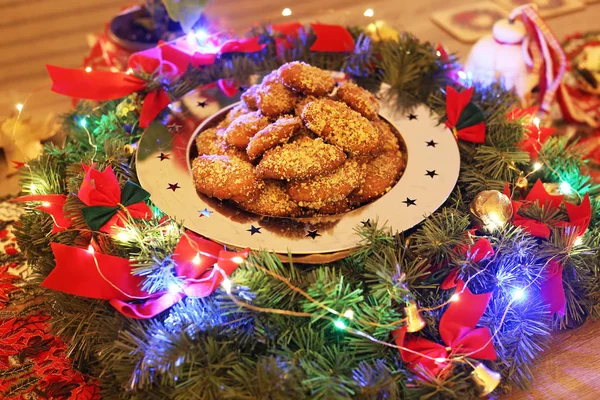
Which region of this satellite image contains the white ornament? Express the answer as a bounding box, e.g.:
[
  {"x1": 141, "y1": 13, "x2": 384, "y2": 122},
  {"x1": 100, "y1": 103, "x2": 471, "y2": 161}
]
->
[{"x1": 465, "y1": 19, "x2": 537, "y2": 104}]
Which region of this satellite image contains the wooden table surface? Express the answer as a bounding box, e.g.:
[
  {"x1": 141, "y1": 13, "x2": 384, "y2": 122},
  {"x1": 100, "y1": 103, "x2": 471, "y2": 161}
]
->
[{"x1": 2, "y1": 0, "x2": 600, "y2": 398}]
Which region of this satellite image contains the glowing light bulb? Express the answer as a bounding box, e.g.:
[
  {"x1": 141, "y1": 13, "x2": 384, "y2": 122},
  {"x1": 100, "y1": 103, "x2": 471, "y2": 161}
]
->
[
  {"x1": 115, "y1": 231, "x2": 132, "y2": 242},
  {"x1": 457, "y1": 71, "x2": 467, "y2": 80},
  {"x1": 343, "y1": 309, "x2": 355, "y2": 320},
  {"x1": 29, "y1": 183, "x2": 36, "y2": 193},
  {"x1": 194, "y1": 29, "x2": 209, "y2": 41},
  {"x1": 282, "y1": 7, "x2": 292, "y2": 16},
  {"x1": 511, "y1": 288, "x2": 526, "y2": 301},
  {"x1": 192, "y1": 253, "x2": 201, "y2": 265},
  {"x1": 434, "y1": 357, "x2": 447, "y2": 363},
  {"x1": 125, "y1": 68, "x2": 133, "y2": 75},
  {"x1": 87, "y1": 245, "x2": 95, "y2": 254},
  {"x1": 231, "y1": 256, "x2": 245, "y2": 264},
  {"x1": 450, "y1": 293, "x2": 460, "y2": 302},
  {"x1": 334, "y1": 319, "x2": 346, "y2": 330},
  {"x1": 222, "y1": 278, "x2": 232, "y2": 292},
  {"x1": 533, "y1": 162, "x2": 542, "y2": 171},
  {"x1": 167, "y1": 281, "x2": 181, "y2": 295},
  {"x1": 574, "y1": 236, "x2": 583, "y2": 246},
  {"x1": 364, "y1": 8, "x2": 374, "y2": 17},
  {"x1": 559, "y1": 181, "x2": 572, "y2": 195},
  {"x1": 79, "y1": 118, "x2": 87, "y2": 128},
  {"x1": 436, "y1": 50, "x2": 441, "y2": 57},
  {"x1": 85, "y1": 66, "x2": 92, "y2": 73},
  {"x1": 16, "y1": 103, "x2": 24, "y2": 112},
  {"x1": 486, "y1": 211, "x2": 506, "y2": 231}
]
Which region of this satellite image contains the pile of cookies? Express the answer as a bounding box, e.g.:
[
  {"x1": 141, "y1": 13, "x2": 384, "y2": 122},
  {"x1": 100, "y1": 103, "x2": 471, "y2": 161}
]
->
[{"x1": 191, "y1": 61, "x2": 405, "y2": 217}]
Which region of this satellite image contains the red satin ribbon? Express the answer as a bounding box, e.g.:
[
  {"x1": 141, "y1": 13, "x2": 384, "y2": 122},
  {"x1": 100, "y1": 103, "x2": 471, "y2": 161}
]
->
[
  {"x1": 44, "y1": 232, "x2": 248, "y2": 319},
  {"x1": 540, "y1": 259, "x2": 566, "y2": 316},
  {"x1": 393, "y1": 281, "x2": 496, "y2": 380},
  {"x1": 12, "y1": 194, "x2": 71, "y2": 234}
]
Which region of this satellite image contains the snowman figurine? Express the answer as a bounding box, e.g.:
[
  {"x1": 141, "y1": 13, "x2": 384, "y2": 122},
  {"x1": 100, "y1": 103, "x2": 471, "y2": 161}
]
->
[{"x1": 465, "y1": 18, "x2": 537, "y2": 105}]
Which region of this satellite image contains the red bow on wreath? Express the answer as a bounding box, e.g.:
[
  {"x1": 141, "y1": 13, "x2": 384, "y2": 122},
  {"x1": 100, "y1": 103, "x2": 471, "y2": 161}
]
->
[
  {"x1": 392, "y1": 279, "x2": 496, "y2": 380},
  {"x1": 13, "y1": 194, "x2": 71, "y2": 234},
  {"x1": 445, "y1": 86, "x2": 486, "y2": 144},
  {"x1": 43, "y1": 232, "x2": 248, "y2": 319},
  {"x1": 47, "y1": 42, "x2": 189, "y2": 127},
  {"x1": 78, "y1": 164, "x2": 152, "y2": 233}
]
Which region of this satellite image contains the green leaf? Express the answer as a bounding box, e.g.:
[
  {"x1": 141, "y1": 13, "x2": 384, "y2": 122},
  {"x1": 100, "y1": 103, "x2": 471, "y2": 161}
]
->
[{"x1": 162, "y1": 0, "x2": 210, "y2": 33}]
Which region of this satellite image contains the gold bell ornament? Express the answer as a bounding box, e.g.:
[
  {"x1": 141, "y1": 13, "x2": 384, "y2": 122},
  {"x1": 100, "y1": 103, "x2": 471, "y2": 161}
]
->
[
  {"x1": 515, "y1": 175, "x2": 528, "y2": 190},
  {"x1": 364, "y1": 21, "x2": 399, "y2": 42},
  {"x1": 469, "y1": 190, "x2": 513, "y2": 232},
  {"x1": 471, "y1": 363, "x2": 501, "y2": 397},
  {"x1": 405, "y1": 300, "x2": 425, "y2": 332}
]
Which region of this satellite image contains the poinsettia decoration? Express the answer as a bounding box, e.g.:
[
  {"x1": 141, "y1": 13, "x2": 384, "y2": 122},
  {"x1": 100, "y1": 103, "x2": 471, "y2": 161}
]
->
[
  {"x1": 79, "y1": 164, "x2": 151, "y2": 233},
  {"x1": 445, "y1": 86, "x2": 486, "y2": 144},
  {"x1": 507, "y1": 107, "x2": 554, "y2": 159}
]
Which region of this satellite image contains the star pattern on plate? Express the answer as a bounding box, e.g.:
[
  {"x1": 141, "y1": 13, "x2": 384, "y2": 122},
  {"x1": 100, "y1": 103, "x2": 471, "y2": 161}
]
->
[
  {"x1": 157, "y1": 152, "x2": 170, "y2": 161},
  {"x1": 426, "y1": 140, "x2": 438, "y2": 148},
  {"x1": 167, "y1": 183, "x2": 181, "y2": 192},
  {"x1": 198, "y1": 208, "x2": 213, "y2": 217},
  {"x1": 197, "y1": 101, "x2": 207, "y2": 108},
  {"x1": 247, "y1": 225, "x2": 262, "y2": 235},
  {"x1": 408, "y1": 113, "x2": 418, "y2": 120},
  {"x1": 167, "y1": 123, "x2": 182, "y2": 133},
  {"x1": 306, "y1": 229, "x2": 320, "y2": 239},
  {"x1": 425, "y1": 170, "x2": 438, "y2": 178},
  {"x1": 402, "y1": 197, "x2": 417, "y2": 207},
  {"x1": 361, "y1": 219, "x2": 371, "y2": 227}
]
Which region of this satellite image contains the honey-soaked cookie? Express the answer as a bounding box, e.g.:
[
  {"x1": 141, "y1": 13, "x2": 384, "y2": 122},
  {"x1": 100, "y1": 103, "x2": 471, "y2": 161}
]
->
[
  {"x1": 256, "y1": 137, "x2": 346, "y2": 180},
  {"x1": 224, "y1": 111, "x2": 270, "y2": 149},
  {"x1": 238, "y1": 180, "x2": 301, "y2": 217},
  {"x1": 195, "y1": 127, "x2": 249, "y2": 161},
  {"x1": 302, "y1": 99, "x2": 381, "y2": 156},
  {"x1": 192, "y1": 155, "x2": 260, "y2": 202},
  {"x1": 246, "y1": 116, "x2": 302, "y2": 161},
  {"x1": 278, "y1": 61, "x2": 335, "y2": 97},
  {"x1": 288, "y1": 159, "x2": 365, "y2": 204},
  {"x1": 294, "y1": 95, "x2": 318, "y2": 117},
  {"x1": 218, "y1": 103, "x2": 251, "y2": 128},
  {"x1": 241, "y1": 84, "x2": 259, "y2": 110},
  {"x1": 302, "y1": 198, "x2": 351, "y2": 214},
  {"x1": 336, "y1": 82, "x2": 380, "y2": 120},
  {"x1": 349, "y1": 151, "x2": 405, "y2": 203},
  {"x1": 372, "y1": 119, "x2": 400, "y2": 153},
  {"x1": 256, "y1": 72, "x2": 298, "y2": 118}
]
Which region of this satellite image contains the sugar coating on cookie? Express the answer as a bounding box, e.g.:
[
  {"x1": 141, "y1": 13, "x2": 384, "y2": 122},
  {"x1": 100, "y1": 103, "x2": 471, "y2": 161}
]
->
[
  {"x1": 192, "y1": 155, "x2": 260, "y2": 202},
  {"x1": 195, "y1": 126, "x2": 249, "y2": 161},
  {"x1": 218, "y1": 104, "x2": 251, "y2": 128},
  {"x1": 247, "y1": 116, "x2": 303, "y2": 160},
  {"x1": 241, "y1": 84, "x2": 259, "y2": 110},
  {"x1": 302, "y1": 99, "x2": 381, "y2": 156},
  {"x1": 287, "y1": 159, "x2": 365, "y2": 204},
  {"x1": 256, "y1": 137, "x2": 346, "y2": 180},
  {"x1": 224, "y1": 111, "x2": 270, "y2": 148},
  {"x1": 349, "y1": 151, "x2": 405, "y2": 203},
  {"x1": 238, "y1": 180, "x2": 301, "y2": 217},
  {"x1": 256, "y1": 72, "x2": 298, "y2": 117},
  {"x1": 337, "y1": 82, "x2": 380, "y2": 120},
  {"x1": 278, "y1": 61, "x2": 335, "y2": 97}
]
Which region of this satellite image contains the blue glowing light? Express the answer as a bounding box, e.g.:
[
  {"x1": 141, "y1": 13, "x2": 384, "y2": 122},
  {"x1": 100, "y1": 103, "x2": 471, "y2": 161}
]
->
[
  {"x1": 512, "y1": 288, "x2": 526, "y2": 301},
  {"x1": 79, "y1": 118, "x2": 87, "y2": 128},
  {"x1": 194, "y1": 29, "x2": 209, "y2": 41}
]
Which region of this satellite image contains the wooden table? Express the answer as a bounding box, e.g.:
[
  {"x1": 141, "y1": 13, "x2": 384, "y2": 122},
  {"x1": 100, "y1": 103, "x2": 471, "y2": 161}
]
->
[{"x1": 2, "y1": 1, "x2": 600, "y2": 397}]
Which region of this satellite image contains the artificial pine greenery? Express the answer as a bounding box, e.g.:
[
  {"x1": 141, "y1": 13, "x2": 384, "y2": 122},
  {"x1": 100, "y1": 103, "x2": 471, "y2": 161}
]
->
[{"x1": 13, "y1": 25, "x2": 600, "y2": 399}]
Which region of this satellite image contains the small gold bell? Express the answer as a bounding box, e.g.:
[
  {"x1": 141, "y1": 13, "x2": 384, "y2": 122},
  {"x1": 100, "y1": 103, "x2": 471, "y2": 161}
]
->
[
  {"x1": 405, "y1": 301, "x2": 425, "y2": 332},
  {"x1": 124, "y1": 142, "x2": 138, "y2": 154},
  {"x1": 469, "y1": 190, "x2": 513, "y2": 232},
  {"x1": 516, "y1": 175, "x2": 528, "y2": 189},
  {"x1": 364, "y1": 21, "x2": 399, "y2": 42},
  {"x1": 472, "y1": 363, "x2": 501, "y2": 397},
  {"x1": 542, "y1": 182, "x2": 578, "y2": 202}
]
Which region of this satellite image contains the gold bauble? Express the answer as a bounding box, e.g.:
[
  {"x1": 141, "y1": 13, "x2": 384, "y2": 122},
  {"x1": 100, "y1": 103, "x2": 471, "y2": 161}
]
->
[
  {"x1": 542, "y1": 182, "x2": 578, "y2": 202},
  {"x1": 405, "y1": 301, "x2": 426, "y2": 332},
  {"x1": 469, "y1": 190, "x2": 513, "y2": 232},
  {"x1": 472, "y1": 363, "x2": 501, "y2": 396},
  {"x1": 364, "y1": 21, "x2": 399, "y2": 42}
]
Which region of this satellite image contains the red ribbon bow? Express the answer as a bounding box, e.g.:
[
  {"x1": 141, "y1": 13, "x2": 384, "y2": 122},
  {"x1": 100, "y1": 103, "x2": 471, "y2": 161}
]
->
[
  {"x1": 445, "y1": 86, "x2": 486, "y2": 144},
  {"x1": 44, "y1": 232, "x2": 248, "y2": 319},
  {"x1": 78, "y1": 164, "x2": 152, "y2": 233},
  {"x1": 393, "y1": 280, "x2": 496, "y2": 380},
  {"x1": 47, "y1": 42, "x2": 189, "y2": 127}
]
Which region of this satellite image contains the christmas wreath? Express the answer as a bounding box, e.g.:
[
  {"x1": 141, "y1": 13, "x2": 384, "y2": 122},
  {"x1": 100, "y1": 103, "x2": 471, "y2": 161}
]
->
[{"x1": 11, "y1": 18, "x2": 600, "y2": 400}]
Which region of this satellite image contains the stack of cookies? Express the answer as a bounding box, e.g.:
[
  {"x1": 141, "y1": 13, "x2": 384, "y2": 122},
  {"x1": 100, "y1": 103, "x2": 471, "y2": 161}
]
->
[{"x1": 191, "y1": 61, "x2": 405, "y2": 217}]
